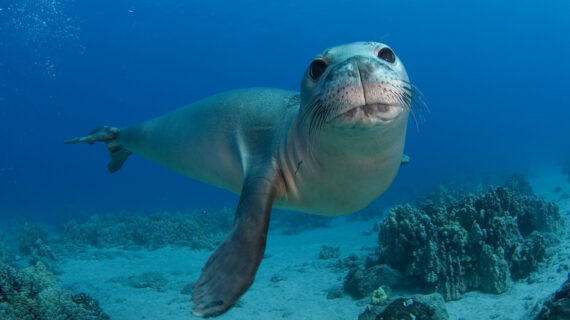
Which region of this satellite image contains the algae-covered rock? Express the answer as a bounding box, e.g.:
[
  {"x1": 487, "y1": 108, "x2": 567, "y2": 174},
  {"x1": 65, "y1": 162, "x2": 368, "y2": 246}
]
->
[
  {"x1": 318, "y1": 245, "x2": 340, "y2": 260},
  {"x1": 109, "y1": 272, "x2": 168, "y2": 292},
  {"x1": 374, "y1": 175, "x2": 565, "y2": 301},
  {"x1": 0, "y1": 262, "x2": 109, "y2": 320},
  {"x1": 358, "y1": 294, "x2": 449, "y2": 320},
  {"x1": 370, "y1": 286, "x2": 388, "y2": 305},
  {"x1": 377, "y1": 296, "x2": 446, "y2": 320},
  {"x1": 344, "y1": 264, "x2": 404, "y2": 299}
]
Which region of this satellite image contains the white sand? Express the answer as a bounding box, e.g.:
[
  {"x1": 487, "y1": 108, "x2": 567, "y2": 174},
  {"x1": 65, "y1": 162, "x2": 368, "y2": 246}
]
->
[
  {"x1": 57, "y1": 167, "x2": 570, "y2": 320},
  {"x1": 58, "y1": 220, "x2": 373, "y2": 320}
]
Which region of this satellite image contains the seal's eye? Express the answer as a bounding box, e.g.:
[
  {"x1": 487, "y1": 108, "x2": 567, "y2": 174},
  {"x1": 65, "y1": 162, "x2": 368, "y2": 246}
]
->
[
  {"x1": 309, "y1": 59, "x2": 327, "y2": 80},
  {"x1": 377, "y1": 47, "x2": 396, "y2": 63}
]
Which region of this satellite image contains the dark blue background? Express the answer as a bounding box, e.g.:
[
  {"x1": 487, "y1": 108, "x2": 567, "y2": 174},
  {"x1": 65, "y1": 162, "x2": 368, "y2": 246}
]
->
[{"x1": 1, "y1": 0, "x2": 569, "y2": 221}]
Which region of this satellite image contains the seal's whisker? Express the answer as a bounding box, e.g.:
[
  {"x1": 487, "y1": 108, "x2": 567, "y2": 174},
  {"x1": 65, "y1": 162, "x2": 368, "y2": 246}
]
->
[
  {"x1": 400, "y1": 80, "x2": 429, "y2": 114},
  {"x1": 307, "y1": 100, "x2": 328, "y2": 137},
  {"x1": 392, "y1": 80, "x2": 428, "y2": 126},
  {"x1": 301, "y1": 96, "x2": 325, "y2": 137},
  {"x1": 385, "y1": 84, "x2": 422, "y2": 131},
  {"x1": 409, "y1": 106, "x2": 421, "y2": 131},
  {"x1": 404, "y1": 91, "x2": 426, "y2": 123}
]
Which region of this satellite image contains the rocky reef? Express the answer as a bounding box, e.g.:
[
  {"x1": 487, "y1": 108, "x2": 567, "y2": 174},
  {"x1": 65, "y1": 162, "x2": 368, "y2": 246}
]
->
[
  {"x1": 527, "y1": 272, "x2": 570, "y2": 320},
  {"x1": 344, "y1": 174, "x2": 566, "y2": 302},
  {"x1": 15, "y1": 222, "x2": 57, "y2": 268},
  {"x1": 59, "y1": 208, "x2": 233, "y2": 251},
  {"x1": 0, "y1": 261, "x2": 109, "y2": 319},
  {"x1": 0, "y1": 208, "x2": 237, "y2": 319}
]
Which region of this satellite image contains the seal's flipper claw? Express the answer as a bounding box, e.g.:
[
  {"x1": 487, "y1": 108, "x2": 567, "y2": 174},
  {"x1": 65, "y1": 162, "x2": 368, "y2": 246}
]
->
[
  {"x1": 192, "y1": 176, "x2": 281, "y2": 317},
  {"x1": 65, "y1": 126, "x2": 131, "y2": 173},
  {"x1": 65, "y1": 126, "x2": 120, "y2": 145}
]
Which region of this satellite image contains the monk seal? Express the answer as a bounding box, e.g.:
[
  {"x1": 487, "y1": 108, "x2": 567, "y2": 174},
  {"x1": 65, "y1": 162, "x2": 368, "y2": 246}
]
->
[{"x1": 66, "y1": 41, "x2": 420, "y2": 317}]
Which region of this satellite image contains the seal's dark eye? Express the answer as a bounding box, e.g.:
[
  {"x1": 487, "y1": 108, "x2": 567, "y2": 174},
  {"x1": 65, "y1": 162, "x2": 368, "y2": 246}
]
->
[
  {"x1": 377, "y1": 47, "x2": 396, "y2": 63},
  {"x1": 309, "y1": 59, "x2": 327, "y2": 80}
]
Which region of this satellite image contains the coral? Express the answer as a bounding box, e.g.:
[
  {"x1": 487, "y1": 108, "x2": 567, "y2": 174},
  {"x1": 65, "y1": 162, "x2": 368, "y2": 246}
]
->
[
  {"x1": 59, "y1": 208, "x2": 233, "y2": 251},
  {"x1": 16, "y1": 222, "x2": 48, "y2": 255},
  {"x1": 421, "y1": 184, "x2": 469, "y2": 207},
  {"x1": 272, "y1": 211, "x2": 332, "y2": 235},
  {"x1": 358, "y1": 294, "x2": 449, "y2": 320},
  {"x1": 9, "y1": 222, "x2": 57, "y2": 271},
  {"x1": 318, "y1": 245, "x2": 340, "y2": 260},
  {"x1": 0, "y1": 231, "x2": 8, "y2": 263},
  {"x1": 503, "y1": 173, "x2": 535, "y2": 197},
  {"x1": 373, "y1": 175, "x2": 565, "y2": 301},
  {"x1": 16, "y1": 222, "x2": 56, "y2": 263},
  {"x1": 370, "y1": 286, "x2": 387, "y2": 305},
  {"x1": 0, "y1": 262, "x2": 109, "y2": 319},
  {"x1": 71, "y1": 293, "x2": 108, "y2": 319}
]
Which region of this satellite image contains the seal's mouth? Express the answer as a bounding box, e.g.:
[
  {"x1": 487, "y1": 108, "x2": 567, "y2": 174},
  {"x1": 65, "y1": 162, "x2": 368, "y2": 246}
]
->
[{"x1": 331, "y1": 103, "x2": 404, "y2": 127}]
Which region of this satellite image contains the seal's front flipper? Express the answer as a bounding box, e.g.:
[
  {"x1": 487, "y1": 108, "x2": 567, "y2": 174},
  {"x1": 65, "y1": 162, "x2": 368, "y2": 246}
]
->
[
  {"x1": 401, "y1": 153, "x2": 410, "y2": 165},
  {"x1": 192, "y1": 174, "x2": 283, "y2": 317},
  {"x1": 65, "y1": 126, "x2": 132, "y2": 173}
]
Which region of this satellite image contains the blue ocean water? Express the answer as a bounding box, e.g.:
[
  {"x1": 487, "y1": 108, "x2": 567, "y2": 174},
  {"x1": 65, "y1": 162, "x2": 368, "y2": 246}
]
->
[{"x1": 1, "y1": 0, "x2": 569, "y2": 222}]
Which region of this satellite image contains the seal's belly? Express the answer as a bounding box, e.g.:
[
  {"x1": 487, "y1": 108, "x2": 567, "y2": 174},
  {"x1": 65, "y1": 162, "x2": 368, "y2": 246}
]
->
[{"x1": 276, "y1": 156, "x2": 402, "y2": 216}]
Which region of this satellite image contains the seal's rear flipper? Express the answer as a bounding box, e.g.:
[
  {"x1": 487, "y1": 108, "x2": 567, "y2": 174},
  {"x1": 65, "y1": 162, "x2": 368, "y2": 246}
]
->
[
  {"x1": 65, "y1": 126, "x2": 132, "y2": 173},
  {"x1": 192, "y1": 175, "x2": 282, "y2": 317}
]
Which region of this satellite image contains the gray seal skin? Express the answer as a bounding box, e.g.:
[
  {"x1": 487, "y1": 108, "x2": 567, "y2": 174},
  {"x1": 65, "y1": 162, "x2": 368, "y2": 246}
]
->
[{"x1": 66, "y1": 41, "x2": 416, "y2": 317}]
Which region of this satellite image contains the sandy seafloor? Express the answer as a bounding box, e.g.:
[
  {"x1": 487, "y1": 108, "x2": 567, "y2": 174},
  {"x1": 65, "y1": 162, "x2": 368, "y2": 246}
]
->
[{"x1": 57, "y1": 167, "x2": 570, "y2": 320}]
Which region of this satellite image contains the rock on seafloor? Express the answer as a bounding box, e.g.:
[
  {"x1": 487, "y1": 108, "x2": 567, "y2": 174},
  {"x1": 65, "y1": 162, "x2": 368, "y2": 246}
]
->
[
  {"x1": 526, "y1": 272, "x2": 570, "y2": 320},
  {"x1": 358, "y1": 293, "x2": 449, "y2": 320},
  {"x1": 344, "y1": 264, "x2": 405, "y2": 299}
]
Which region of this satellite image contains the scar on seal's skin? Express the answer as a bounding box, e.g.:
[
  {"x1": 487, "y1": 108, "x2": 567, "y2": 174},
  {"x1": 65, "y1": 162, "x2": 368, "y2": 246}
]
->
[{"x1": 295, "y1": 160, "x2": 303, "y2": 175}]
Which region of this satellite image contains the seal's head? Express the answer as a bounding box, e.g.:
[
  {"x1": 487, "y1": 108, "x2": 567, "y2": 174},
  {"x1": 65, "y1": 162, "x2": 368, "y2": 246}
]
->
[{"x1": 299, "y1": 42, "x2": 414, "y2": 139}]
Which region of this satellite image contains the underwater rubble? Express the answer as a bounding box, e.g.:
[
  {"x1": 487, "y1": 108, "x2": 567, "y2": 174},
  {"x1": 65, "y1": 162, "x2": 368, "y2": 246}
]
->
[
  {"x1": 341, "y1": 174, "x2": 566, "y2": 318},
  {"x1": 58, "y1": 208, "x2": 233, "y2": 251}
]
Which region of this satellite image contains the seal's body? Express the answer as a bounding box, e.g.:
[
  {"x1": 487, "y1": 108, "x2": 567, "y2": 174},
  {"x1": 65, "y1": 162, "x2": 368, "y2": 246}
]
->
[
  {"x1": 120, "y1": 86, "x2": 406, "y2": 216},
  {"x1": 67, "y1": 42, "x2": 417, "y2": 317}
]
